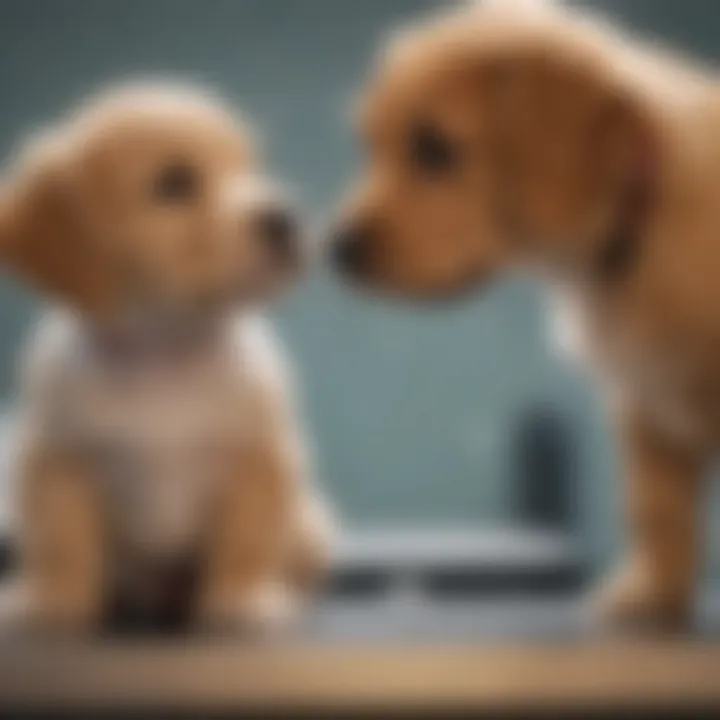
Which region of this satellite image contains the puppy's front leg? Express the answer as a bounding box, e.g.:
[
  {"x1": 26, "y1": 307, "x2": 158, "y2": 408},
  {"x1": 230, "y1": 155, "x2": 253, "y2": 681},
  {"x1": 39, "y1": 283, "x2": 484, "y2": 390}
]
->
[
  {"x1": 286, "y1": 491, "x2": 334, "y2": 594},
  {"x1": 196, "y1": 443, "x2": 296, "y2": 634},
  {"x1": 597, "y1": 417, "x2": 707, "y2": 631},
  {"x1": 7, "y1": 454, "x2": 106, "y2": 633}
]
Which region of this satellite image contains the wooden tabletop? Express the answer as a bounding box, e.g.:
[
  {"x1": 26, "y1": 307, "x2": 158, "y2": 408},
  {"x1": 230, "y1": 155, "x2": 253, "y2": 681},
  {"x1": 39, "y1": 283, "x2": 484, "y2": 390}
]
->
[
  {"x1": 1, "y1": 639, "x2": 720, "y2": 713},
  {"x1": 0, "y1": 528, "x2": 716, "y2": 712}
]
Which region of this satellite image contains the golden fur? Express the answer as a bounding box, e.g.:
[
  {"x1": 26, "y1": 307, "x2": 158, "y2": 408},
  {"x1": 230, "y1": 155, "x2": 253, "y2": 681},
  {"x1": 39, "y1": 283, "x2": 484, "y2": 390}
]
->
[
  {"x1": 334, "y1": 0, "x2": 720, "y2": 629},
  {"x1": 0, "y1": 84, "x2": 332, "y2": 633}
]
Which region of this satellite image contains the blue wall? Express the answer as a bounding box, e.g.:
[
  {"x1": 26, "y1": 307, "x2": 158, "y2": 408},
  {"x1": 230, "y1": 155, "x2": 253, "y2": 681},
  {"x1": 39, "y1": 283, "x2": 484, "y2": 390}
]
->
[{"x1": 0, "y1": 0, "x2": 718, "y2": 572}]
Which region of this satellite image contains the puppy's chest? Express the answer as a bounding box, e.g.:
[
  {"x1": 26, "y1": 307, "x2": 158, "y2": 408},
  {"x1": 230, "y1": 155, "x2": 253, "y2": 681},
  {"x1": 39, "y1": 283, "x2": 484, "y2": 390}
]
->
[
  {"x1": 552, "y1": 290, "x2": 712, "y2": 444},
  {"x1": 65, "y1": 356, "x2": 252, "y2": 558},
  {"x1": 71, "y1": 362, "x2": 242, "y2": 445}
]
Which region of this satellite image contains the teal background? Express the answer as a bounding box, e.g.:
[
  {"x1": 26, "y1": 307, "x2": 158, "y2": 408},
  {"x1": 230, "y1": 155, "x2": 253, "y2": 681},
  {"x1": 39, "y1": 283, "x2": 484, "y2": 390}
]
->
[{"x1": 0, "y1": 0, "x2": 718, "y2": 573}]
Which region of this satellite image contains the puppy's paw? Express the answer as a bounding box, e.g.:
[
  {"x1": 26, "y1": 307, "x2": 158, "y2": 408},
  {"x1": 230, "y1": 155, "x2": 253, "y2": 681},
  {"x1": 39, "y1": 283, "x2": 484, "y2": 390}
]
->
[
  {"x1": 591, "y1": 562, "x2": 691, "y2": 634},
  {"x1": 198, "y1": 582, "x2": 299, "y2": 636},
  {"x1": 0, "y1": 582, "x2": 30, "y2": 635},
  {"x1": 0, "y1": 581, "x2": 98, "y2": 637},
  {"x1": 237, "y1": 582, "x2": 299, "y2": 633},
  {"x1": 290, "y1": 494, "x2": 337, "y2": 592}
]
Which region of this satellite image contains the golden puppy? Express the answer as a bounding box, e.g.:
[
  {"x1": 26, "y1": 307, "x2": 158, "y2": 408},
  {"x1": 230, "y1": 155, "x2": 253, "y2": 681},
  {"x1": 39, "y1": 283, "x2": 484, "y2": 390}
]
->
[
  {"x1": 0, "y1": 84, "x2": 332, "y2": 633},
  {"x1": 333, "y1": 0, "x2": 720, "y2": 630}
]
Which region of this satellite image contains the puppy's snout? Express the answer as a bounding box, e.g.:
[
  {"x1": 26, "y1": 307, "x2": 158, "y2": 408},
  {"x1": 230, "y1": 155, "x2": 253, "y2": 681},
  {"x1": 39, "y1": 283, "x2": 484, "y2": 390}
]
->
[
  {"x1": 255, "y1": 204, "x2": 301, "y2": 264},
  {"x1": 229, "y1": 176, "x2": 302, "y2": 267},
  {"x1": 331, "y1": 223, "x2": 376, "y2": 278}
]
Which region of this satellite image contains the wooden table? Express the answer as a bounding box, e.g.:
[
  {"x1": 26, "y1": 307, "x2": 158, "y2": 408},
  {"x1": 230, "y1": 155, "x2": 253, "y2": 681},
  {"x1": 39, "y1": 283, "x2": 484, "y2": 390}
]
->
[
  {"x1": 0, "y1": 529, "x2": 717, "y2": 713},
  {"x1": 1, "y1": 639, "x2": 720, "y2": 713}
]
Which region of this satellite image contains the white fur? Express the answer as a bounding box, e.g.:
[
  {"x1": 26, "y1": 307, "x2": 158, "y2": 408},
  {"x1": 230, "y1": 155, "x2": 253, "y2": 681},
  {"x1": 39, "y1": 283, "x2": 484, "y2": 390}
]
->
[
  {"x1": 19, "y1": 310, "x2": 302, "y2": 562},
  {"x1": 549, "y1": 285, "x2": 706, "y2": 445}
]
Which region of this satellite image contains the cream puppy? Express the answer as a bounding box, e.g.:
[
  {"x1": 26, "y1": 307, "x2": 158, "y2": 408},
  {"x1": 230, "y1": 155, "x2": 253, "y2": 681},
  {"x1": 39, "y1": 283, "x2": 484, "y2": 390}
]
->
[{"x1": 0, "y1": 84, "x2": 331, "y2": 633}]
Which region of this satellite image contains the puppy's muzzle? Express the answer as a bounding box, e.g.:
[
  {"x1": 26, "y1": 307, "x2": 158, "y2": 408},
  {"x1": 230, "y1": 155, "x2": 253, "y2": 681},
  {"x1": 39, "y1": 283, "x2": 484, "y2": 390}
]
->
[
  {"x1": 255, "y1": 204, "x2": 301, "y2": 265},
  {"x1": 330, "y1": 222, "x2": 376, "y2": 279},
  {"x1": 230, "y1": 176, "x2": 303, "y2": 267}
]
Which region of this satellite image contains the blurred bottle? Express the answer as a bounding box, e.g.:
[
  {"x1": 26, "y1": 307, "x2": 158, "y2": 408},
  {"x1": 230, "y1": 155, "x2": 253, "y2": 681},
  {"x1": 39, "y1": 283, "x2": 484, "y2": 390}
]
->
[{"x1": 512, "y1": 403, "x2": 576, "y2": 532}]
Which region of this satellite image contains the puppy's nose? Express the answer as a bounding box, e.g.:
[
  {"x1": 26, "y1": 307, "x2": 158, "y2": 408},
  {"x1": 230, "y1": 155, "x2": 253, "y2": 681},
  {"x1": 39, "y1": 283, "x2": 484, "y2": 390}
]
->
[
  {"x1": 256, "y1": 205, "x2": 300, "y2": 262},
  {"x1": 331, "y1": 224, "x2": 375, "y2": 277}
]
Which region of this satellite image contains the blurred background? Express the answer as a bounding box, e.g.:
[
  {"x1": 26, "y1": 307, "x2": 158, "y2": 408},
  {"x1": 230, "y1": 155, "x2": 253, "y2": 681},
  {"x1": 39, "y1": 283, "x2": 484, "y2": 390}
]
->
[{"x1": 0, "y1": 0, "x2": 719, "y2": 591}]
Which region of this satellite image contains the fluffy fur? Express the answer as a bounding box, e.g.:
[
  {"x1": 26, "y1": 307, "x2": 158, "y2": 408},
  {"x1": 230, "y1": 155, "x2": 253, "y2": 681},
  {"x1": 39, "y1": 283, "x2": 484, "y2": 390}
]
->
[
  {"x1": 333, "y1": 0, "x2": 720, "y2": 630},
  {"x1": 0, "y1": 84, "x2": 332, "y2": 633}
]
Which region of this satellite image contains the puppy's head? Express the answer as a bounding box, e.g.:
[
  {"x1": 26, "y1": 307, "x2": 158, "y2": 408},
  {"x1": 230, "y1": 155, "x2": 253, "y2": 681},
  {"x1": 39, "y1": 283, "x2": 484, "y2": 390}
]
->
[
  {"x1": 332, "y1": 1, "x2": 659, "y2": 298},
  {"x1": 0, "y1": 84, "x2": 304, "y2": 319}
]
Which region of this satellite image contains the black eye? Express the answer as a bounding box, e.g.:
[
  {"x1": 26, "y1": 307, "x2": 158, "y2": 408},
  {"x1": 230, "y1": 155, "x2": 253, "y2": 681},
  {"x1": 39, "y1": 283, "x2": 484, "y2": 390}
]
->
[
  {"x1": 153, "y1": 162, "x2": 199, "y2": 203},
  {"x1": 410, "y1": 122, "x2": 458, "y2": 175}
]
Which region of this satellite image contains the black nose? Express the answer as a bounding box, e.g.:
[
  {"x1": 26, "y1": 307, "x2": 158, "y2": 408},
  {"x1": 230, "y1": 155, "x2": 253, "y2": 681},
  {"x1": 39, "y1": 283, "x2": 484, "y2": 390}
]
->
[
  {"x1": 256, "y1": 206, "x2": 299, "y2": 262},
  {"x1": 331, "y1": 224, "x2": 374, "y2": 277}
]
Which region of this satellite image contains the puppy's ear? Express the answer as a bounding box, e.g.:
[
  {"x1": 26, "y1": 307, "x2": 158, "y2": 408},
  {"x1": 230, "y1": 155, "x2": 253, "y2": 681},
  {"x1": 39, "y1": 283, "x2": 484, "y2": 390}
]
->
[
  {"x1": 479, "y1": 44, "x2": 658, "y2": 268},
  {"x1": 0, "y1": 135, "x2": 113, "y2": 312}
]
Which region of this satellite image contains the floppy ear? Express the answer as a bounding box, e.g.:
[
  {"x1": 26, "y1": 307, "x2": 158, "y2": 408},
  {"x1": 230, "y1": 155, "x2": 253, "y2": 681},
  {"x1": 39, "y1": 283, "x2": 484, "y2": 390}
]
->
[
  {"x1": 0, "y1": 137, "x2": 114, "y2": 312},
  {"x1": 479, "y1": 44, "x2": 658, "y2": 272}
]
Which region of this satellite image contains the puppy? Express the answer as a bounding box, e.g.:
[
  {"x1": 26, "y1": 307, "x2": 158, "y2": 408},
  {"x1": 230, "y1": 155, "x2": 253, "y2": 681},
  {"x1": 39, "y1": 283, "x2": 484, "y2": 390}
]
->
[
  {"x1": 332, "y1": 0, "x2": 720, "y2": 631},
  {"x1": 0, "y1": 84, "x2": 331, "y2": 633}
]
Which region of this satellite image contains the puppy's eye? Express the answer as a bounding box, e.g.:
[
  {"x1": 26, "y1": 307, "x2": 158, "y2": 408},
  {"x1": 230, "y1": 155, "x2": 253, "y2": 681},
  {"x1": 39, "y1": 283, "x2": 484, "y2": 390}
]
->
[
  {"x1": 410, "y1": 122, "x2": 457, "y2": 175},
  {"x1": 153, "y1": 162, "x2": 199, "y2": 203}
]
